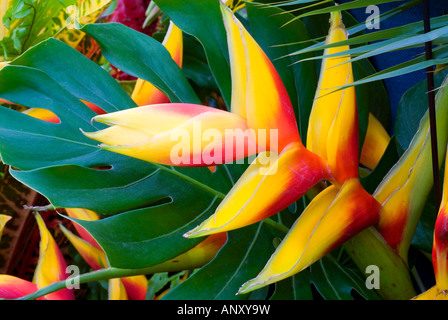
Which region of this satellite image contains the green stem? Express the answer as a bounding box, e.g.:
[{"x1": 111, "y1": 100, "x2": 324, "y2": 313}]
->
[
  {"x1": 19, "y1": 218, "x2": 287, "y2": 300},
  {"x1": 21, "y1": 3, "x2": 36, "y2": 53},
  {"x1": 18, "y1": 266, "x2": 155, "y2": 301},
  {"x1": 262, "y1": 217, "x2": 289, "y2": 234},
  {"x1": 343, "y1": 227, "x2": 417, "y2": 300}
]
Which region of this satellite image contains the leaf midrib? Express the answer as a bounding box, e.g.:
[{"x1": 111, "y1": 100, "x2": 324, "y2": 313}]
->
[{"x1": 1, "y1": 127, "x2": 227, "y2": 199}]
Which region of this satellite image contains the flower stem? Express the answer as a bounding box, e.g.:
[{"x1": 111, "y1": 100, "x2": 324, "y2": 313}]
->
[
  {"x1": 262, "y1": 216, "x2": 289, "y2": 234},
  {"x1": 343, "y1": 227, "x2": 417, "y2": 300},
  {"x1": 17, "y1": 266, "x2": 155, "y2": 300}
]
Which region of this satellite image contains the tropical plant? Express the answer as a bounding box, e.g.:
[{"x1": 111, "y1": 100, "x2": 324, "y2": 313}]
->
[{"x1": 0, "y1": 0, "x2": 447, "y2": 301}]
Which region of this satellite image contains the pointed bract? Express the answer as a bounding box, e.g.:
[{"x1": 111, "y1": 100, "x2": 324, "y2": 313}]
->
[
  {"x1": 33, "y1": 213, "x2": 74, "y2": 300},
  {"x1": 0, "y1": 214, "x2": 11, "y2": 240},
  {"x1": 238, "y1": 178, "x2": 381, "y2": 294},
  {"x1": 360, "y1": 114, "x2": 390, "y2": 170},
  {"x1": 85, "y1": 103, "x2": 257, "y2": 166},
  {"x1": 221, "y1": 5, "x2": 301, "y2": 152},
  {"x1": 120, "y1": 275, "x2": 148, "y2": 300},
  {"x1": 306, "y1": 11, "x2": 358, "y2": 184},
  {"x1": 0, "y1": 275, "x2": 44, "y2": 300},
  {"x1": 184, "y1": 142, "x2": 329, "y2": 238},
  {"x1": 374, "y1": 76, "x2": 448, "y2": 259},
  {"x1": 23, "y1": 100, "x2": 105, "y2": 124}
]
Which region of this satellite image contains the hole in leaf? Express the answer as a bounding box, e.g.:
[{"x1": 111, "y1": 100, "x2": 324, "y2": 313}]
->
[
  {"x1": 22, "y1": 107, "x2": 61, "y2": 124},
  {"x1": 89, "y1": 164, "x2": 113, "y2": 171}
]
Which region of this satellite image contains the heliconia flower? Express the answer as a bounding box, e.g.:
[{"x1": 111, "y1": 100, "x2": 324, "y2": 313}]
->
[
  {"x1": 0, "y1": 214, "x2": 11, "y2": 240},
  {"x1": 306, "y1": 10, "x2": 358, "y2": 186},
  {"x1": 0, "y1": 274, "x2": 45, "y2": 300},
  {"x1": 33, "y1": 212, "x2": 74, "y2": 300},
  {"x1": 131, "y1": 21, "x2": 183, "y2": 106},
  {"x1": 84, "y1": 5, "x2": 380, "y2": 274},
  {"x1": 360, "y1": 113, "x2": 390, "y2": 170},
  {"x1": 185, "y1": 8, "x2": 379, "y2": 239},
  {"x1": 85, "y1": 4, "x2": 301, "y2": 165},
  {"x1": 85, "y1": 5, "x2": 327, "y2": 227},
  {"x1": 217, "y1": 9, "x2": 379, "y2": 294},
  {"x1": 374, "y1": 76, "x2": 448, "y2": 260},
  {"x1": 238, "y1": 178, "x2": 381, "y2": 293},
  {"x1": 61, "y1": 211, "x2": 148, "y2": 300},
  {"x1": 84, "y1": 103, "x2": 258, "y2": 166}
]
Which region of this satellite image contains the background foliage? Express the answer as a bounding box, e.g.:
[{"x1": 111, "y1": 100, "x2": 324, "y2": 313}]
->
[{"x1": 0, "y1": 0, "x2": 447, "y2": 300}]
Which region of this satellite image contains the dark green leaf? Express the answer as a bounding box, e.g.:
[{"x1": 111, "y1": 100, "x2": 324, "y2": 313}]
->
[
  {"x1": 82, "y1": 23, "x2": 201, "y2": 105},
  {"x1": 292, "y1": 0, "x2": 407, "y2": 21},
  {"x1": 290, "y1": 15, "x2": 448, "y2": 58},
  {"x1": 153, "y1": 0, "x2": 231, "y2": 107},
  {"x1": 10, "y1": 38, "x2": 137, "y2": 113},
  {"x1": 394, "y1": 68, "x2": 448, "y2": 152},
  {"x1": 270, "y1": 270, "x2": 313, "y2": 300},
  {"x1": 162, "y1": 222, "x2": 282, "y2": 300},
  {"x1": 310, "y1": 256, "x2": 381, "y2": 300},
  {"x1": 67, "y1": 190, "x2": 219, "y2": 269}
]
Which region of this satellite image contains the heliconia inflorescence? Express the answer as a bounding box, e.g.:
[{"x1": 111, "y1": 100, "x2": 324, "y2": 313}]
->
[
  {"x1": 82, "y1": 4, "x2": 383, "y2": 293},
  {"x1": 0, "y1": 213, "x2": 73, "y2": 300}
]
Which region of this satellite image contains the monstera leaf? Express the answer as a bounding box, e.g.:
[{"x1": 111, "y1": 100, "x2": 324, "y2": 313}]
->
[{"x1": 0, "y1": 25, "x2": 235, "y2": 270}]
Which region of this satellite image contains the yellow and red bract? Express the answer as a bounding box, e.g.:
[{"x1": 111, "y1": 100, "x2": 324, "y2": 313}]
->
[
  {"x1": 82, "y1": 5, "x2": 382, "y2": 293},
  {"x1": 0, "y1": 275, "x2": 45, "y2": 300},
  {"x1": 33, "y1": 213, "x2": 74, "y2": 300}
]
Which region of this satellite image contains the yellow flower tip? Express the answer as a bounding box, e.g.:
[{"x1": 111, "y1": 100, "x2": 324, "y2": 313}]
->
[
  {"x1": 0, "y1": 214, "x2": 12, "y2": 230},
  {"x1": 330, "y1": 10, "x2": 343, "y2": 28},
  {"x1": 90, "y1": 114, "x2": 112, "y2": 126},
  {"x1": 81, "y1": 129, "x2": 113, "y2": 148},
  {"x1": 183, "y1": 225, "x2": 214, "y2": 239},
  {"x1": 237, "y1": 277, "x2": 270, "y2": 295}
]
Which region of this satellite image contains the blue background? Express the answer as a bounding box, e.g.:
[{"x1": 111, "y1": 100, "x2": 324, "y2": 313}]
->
[{"x1": 338, "y1": 0, "x2": 448, "y2": 131}]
